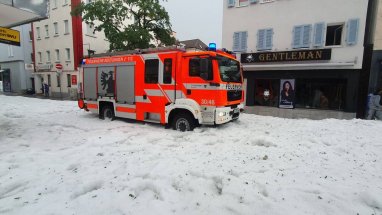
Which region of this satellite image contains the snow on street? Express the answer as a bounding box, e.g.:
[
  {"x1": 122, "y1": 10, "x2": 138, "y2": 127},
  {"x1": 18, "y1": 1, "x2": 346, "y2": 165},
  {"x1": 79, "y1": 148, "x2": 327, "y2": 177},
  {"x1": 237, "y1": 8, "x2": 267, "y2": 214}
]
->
[{"x1": 0, "y1": 95, "x2": 381, "y2": 215}]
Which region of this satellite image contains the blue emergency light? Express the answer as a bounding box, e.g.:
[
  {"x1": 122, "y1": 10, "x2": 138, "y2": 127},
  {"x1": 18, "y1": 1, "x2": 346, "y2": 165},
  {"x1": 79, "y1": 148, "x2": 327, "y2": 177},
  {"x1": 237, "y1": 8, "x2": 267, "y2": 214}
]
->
[{"x1": 208, "y1": 43, "x2": 217, "y2": 51}]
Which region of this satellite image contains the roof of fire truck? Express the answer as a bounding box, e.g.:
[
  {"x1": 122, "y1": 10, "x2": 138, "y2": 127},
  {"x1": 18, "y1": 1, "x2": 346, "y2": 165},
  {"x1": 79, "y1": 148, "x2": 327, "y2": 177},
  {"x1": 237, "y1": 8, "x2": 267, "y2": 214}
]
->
[{"x1": 86, "y1": 45, "x2": 238, "y2": 61}]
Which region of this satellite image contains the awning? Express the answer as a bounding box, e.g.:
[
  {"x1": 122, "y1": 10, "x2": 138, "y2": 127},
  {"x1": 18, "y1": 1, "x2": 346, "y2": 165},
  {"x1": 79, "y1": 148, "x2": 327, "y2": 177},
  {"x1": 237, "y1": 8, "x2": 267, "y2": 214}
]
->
[{"x1": 0, "y1": 0, "x2": 48, "y2": 28}]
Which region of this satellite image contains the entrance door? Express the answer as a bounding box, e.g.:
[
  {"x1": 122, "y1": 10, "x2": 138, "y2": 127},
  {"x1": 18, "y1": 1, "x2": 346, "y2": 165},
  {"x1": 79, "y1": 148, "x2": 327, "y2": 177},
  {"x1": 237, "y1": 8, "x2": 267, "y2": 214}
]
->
[
  {"x1": 31, "y1": 77, "x2": 35, "y2": 92},
  {"x1": 2, "y1": 69, "x2": 11, "y2": 92}
]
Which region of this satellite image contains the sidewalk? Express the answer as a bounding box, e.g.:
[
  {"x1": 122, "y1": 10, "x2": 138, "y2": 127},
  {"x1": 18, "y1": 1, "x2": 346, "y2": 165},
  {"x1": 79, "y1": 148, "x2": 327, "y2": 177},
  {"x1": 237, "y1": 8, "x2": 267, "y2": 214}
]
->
[{"x1": 0, "y1": 92, "x2": 77, "y2": 101}]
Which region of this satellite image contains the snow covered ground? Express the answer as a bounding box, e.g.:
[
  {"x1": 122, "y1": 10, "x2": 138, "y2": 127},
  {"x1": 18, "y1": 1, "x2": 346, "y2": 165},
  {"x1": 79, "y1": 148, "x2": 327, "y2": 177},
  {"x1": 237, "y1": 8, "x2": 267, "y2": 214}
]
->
[{"x1": 0, "y1": 95, "x2": 381, "y2": 215}]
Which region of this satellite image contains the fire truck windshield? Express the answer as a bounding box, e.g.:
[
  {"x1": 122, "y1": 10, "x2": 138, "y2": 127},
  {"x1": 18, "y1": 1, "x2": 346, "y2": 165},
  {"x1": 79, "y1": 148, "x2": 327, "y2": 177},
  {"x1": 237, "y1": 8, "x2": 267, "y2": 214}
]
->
[{"x1": 217, "y1": 55, "x2": 241, "y2": 83}]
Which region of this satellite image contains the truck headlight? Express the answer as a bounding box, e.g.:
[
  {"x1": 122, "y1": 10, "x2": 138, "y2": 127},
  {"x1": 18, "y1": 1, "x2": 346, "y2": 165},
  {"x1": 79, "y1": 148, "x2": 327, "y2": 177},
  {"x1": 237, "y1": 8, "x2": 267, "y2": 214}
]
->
[{"x1": 218, "y1": 112, "x2": 226, "y2": 117}]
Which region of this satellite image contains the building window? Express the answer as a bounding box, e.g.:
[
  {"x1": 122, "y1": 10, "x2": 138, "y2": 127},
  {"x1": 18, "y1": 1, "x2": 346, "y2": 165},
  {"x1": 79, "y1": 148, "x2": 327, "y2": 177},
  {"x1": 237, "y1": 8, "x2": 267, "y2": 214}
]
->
[
  {"x1": 254, "y1": 79, "x2": 280, "y2": 107},
  {"x1": 46, "y1": 51, "x2": 51, "y2": 62},
  {"x1": 53, "y1": 22, "x2": 59, "y2": 35},
  {"x1": 36, "y1": 27, "x2": 41, "y2": 39},
  {"x1": 239, "y1": 0, "x2": 249, "y2": 7},
  {"x1": 57, "y1": 75, "x2": 61, "y2": 87},
  {"x1": 47, "y1": 74, "x2": 51, "y2": 86},
  {"x1": 55, "y1": 49, "x2": 60, "y2": 62},
  {"x1": 144, "y1": 59, "x2": 159, "y2": 84},
  {"x1": 292, "y1": 25, "x2": 312, "y2": 49},
  {"x1": 38, "y1": 52, "x2": 42, "y2": 63},
  {"x1": 7, "y1": 45, "x2": 14, "y2": 57},
  {"x1": 233, "y1": 31, "x2": 248, "y2": 52},
  {"x1": 257, "y1": 28, "x2": 273, "y2": 51},
  {"x1": 326, "y1": 24, "x2": 343, "y2": 46},
  {"x1": 67, "y1": 74, "x2": 71, "y2": 87},
  {"x1": 45, "y1": 25, "x2": 49, "y2": 38},
  {"x1": 65, "y1": 48, "x2": 70, "y2": 61},
  {"x1": 189, "y1": 58, "x2": 201, "y2": 77},
  {"x1": 294, "y1": 79, "x2": 346, "y2": 110},
  {"x1": 163, "y1": 58, "x2": 172, "y2": 84},
  {"x1": 64, "y1": 20, "x2": 69, "y2": 34}
]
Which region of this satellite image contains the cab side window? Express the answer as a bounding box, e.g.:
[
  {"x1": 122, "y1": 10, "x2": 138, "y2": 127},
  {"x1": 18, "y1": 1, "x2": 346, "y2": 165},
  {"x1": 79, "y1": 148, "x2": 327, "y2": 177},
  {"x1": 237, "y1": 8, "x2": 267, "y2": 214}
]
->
[
  {"x1": 189, "y1": 58, "x2": 200, "y2": 77},
  {"x1": 163, "y1": 58, "x2": 172, "y2": 84},
  {"x1": 145, "y1": 59, "x2": 159, "y2": 84}
]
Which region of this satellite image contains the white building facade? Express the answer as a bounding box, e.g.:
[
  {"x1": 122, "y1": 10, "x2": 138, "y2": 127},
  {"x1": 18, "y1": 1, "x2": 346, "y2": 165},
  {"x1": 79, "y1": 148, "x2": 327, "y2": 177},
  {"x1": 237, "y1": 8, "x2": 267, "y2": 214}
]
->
[
  {"x1": 32, "y1": 0, "x2": 109, "y2": 99},
  {"x1": 223, "y1": 0, "x2": 380, "y2": 119}
]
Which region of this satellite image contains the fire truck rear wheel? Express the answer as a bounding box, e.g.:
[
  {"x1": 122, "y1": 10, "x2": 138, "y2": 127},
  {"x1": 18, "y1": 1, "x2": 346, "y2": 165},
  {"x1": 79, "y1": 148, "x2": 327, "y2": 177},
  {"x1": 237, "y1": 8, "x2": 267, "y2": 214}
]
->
[
  {"x1": 172, "y1": 113, "x2": 195, "y2": 132},
  {"x1": 101, "y1": 105, "x2": 115, "y2": 121}
]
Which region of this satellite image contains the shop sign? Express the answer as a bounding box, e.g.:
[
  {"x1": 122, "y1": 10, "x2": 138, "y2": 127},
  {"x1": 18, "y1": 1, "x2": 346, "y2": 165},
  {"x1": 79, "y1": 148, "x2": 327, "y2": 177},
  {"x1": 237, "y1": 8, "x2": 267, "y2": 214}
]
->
[
  {"x1": 241, "y1": 49, "x2": 331, "y2": 63},
  {"x1": 0, "y1": 27, "x2": 20, "y2": 46},
  {"x1": 36, "y1": 64, "x2": 52, "y2": 72},
  {"x1": 279, "y1": 79, "x2": 295, "y2": 109}
]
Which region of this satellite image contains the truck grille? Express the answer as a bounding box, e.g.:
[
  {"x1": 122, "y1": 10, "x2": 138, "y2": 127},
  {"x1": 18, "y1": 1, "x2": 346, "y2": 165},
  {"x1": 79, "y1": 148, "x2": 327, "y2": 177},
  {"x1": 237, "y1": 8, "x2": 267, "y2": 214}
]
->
[{"x1": 227, "y1": 90, "x2": 242, "y2": 101}]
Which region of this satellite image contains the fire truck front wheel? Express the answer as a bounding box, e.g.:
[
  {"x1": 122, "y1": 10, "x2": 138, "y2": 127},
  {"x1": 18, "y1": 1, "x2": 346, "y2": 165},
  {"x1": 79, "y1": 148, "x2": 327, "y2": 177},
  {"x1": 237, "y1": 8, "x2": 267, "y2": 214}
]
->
[
  {"x1": 172, "y1": 112, "x2": 195, "y2": 132},
  {"x1": 100, "y1": 105, "x2": 115, "y2": 121}
]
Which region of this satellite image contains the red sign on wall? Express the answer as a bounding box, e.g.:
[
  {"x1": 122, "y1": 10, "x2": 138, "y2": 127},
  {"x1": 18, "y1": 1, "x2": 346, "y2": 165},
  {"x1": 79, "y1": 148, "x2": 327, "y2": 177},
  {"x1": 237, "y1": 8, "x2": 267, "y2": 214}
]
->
[{"x1": 71, "y1": 75, "x2": 77, "y2": 85}]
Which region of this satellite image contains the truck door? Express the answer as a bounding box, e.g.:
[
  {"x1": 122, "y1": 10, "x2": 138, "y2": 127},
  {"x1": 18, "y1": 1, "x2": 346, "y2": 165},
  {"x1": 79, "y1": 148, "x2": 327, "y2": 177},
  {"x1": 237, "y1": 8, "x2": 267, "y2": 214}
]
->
[
  {"x1": 139, "y1": 53, "x2": 177, "y2": 123},
  {"x1": 183, "y1": 57, "x2": 219, "y2": 106}
]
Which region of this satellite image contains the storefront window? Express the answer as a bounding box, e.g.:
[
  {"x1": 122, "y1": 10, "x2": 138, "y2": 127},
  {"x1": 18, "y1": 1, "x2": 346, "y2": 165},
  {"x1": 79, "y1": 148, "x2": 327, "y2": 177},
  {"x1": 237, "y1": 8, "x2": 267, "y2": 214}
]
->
[
  {"x1": 295, "y1": 79, "x2": 346, "y2": 110},
  {"x1": 254, "y1": 79, "x2": 280, "y2": 107}
]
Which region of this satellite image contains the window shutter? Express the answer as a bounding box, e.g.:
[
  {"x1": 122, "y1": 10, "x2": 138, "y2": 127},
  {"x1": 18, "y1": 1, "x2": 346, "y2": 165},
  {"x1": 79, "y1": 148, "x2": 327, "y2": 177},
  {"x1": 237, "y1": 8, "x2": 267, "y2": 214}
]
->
[
  {"x1": 257, "y1": 29, "x2": 265, "y2": 50},
  {"x1": 228, "y1": 0, "x2": 235, "y2": 7},
  {"x1": 233, "y1": 32, "x2": 240, "y2": 51},
  {"x1": 302, "y1": 25, "x2": 312, "y2": 48},
  {"x1": 265, "y1": 28, "x2": 273, "y2": 50},
  {"x1": 293, "y1": 26, "x2": 302, "y2": 48},
  {"x1": 313, "y1": 22, "x2": 325, "y2": 47},
  {"x1": 240, "y1": 31, "x2": 248, "y2": 52},
  {"x1": 347, "y1": 18, "x2": 359, "y2": 45}
]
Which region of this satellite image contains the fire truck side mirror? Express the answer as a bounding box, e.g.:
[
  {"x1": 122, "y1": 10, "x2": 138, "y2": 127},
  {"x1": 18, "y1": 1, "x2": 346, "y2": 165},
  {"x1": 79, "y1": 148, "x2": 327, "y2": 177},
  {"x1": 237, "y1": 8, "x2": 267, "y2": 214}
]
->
[{"x1": 200, "y1": 58, "x2": 212, "y2": 81}]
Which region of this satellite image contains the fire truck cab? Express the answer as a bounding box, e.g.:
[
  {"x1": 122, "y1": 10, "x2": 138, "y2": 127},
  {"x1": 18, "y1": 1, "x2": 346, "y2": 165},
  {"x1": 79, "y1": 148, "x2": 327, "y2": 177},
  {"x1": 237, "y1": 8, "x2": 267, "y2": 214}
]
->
[{"x1": 78, "y1": 46, "x2": 244, "y2": 131}]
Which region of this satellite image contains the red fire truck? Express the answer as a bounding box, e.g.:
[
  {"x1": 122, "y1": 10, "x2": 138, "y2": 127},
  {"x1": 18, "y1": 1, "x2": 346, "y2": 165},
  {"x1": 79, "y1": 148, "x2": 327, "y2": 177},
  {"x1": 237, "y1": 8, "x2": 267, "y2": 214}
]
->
[{"x1": 78, "y1": 46, "x2": 244, "y2": 131}]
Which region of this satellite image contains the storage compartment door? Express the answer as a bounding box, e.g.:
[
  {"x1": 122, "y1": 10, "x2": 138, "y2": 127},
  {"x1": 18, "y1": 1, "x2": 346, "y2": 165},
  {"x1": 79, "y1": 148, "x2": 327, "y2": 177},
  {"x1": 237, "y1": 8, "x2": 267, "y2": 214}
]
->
[
  {"x1": 116, "y1": 64, "x2": 135, "y2": 104},
  {"x1": 83, "y1": 67, "x2": 97, "y2": 100}
]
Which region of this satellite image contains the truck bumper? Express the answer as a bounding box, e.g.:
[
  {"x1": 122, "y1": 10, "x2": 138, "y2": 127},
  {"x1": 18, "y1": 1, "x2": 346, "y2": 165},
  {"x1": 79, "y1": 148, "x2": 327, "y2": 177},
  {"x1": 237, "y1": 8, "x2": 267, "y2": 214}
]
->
[{"x1": 214, "y1": 104, "x2": 242, "y2": 125}]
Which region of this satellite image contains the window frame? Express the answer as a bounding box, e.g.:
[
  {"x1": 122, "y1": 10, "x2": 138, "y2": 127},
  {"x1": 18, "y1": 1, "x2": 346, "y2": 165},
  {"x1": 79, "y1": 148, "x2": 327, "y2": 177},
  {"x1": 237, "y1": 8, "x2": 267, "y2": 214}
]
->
[
  {"x1": 67, "y1": 74, "x2": 72, "y2": 87},
  {"x1": 44, "y1": 25, "x2": 49, "y2": 38},
  {"x1": 53, "y1": 22, "x2": 59, "y2": 36},
  {"x1": 325, "y1": 23, "x2": 344, "y2": 47},
  {"x1": 65, "y1": 48, "x2": 71, "y2": 61},
  {"x1": 64, "y1": 20, "x2": 69, "y2": 34},
  {"x1": 46, "y1": 50, "x2": 51, "y2": 62},
  {"x1": 144, "y1": 59, "x2": 159, "y2": 84},
  {"x1": 163, "y1": 58, "x2": 173, "y2": 84},
  {"x1": 55, "y1": 49, "x2": 60, "y2": 62}
]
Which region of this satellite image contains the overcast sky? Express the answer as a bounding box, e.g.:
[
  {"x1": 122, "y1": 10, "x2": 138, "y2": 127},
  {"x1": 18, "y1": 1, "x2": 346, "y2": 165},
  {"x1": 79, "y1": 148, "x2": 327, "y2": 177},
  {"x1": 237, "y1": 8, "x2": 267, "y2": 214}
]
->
[{"x1": 161, "y1": 0, "x2": 223, "y2": 47}]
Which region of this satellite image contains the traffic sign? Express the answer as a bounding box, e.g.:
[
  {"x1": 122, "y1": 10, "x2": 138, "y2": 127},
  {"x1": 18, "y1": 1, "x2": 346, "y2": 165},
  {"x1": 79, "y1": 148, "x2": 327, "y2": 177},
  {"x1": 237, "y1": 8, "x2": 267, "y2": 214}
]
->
[{"x1": 55, "y1": 64, "x2": 63, "y2": 70}]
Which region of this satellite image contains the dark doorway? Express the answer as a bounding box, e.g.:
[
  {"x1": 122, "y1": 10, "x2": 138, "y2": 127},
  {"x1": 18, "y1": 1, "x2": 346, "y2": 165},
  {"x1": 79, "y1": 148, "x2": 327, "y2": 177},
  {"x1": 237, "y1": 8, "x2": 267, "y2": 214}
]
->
[
  {"x1": 2, "y1": 69, "x2": 11, "y2": 92},
  {"x1": 31, "y1": 77, "x2": 35, "y2": 91}
]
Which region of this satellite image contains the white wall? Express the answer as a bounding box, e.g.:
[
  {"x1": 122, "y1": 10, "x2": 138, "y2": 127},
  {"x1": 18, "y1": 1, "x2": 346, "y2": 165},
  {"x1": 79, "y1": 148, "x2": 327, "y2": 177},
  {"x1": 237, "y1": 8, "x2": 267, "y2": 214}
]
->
[
  {"x1": 222, "y1": 0, "x2": 369, "y2": 69},
  {"x1": 374, "y1": 0, "x2": 382, "y2": 50},
  {"x1": 34, "y1": 2, "x2": 74, "y2": 72}
]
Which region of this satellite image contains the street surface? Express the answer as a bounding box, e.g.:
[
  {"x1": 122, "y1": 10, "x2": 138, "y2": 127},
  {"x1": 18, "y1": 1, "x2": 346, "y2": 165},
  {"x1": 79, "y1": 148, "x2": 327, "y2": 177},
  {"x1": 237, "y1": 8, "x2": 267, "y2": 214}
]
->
[{"x1": 0, "y1": 95, "x2": 381, "y2": 215}]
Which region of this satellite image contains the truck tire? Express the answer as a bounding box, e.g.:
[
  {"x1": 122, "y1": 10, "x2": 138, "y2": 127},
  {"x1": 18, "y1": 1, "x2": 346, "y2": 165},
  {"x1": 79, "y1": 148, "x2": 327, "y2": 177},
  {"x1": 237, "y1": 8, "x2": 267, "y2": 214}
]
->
[
  {"x1": 172, "y1": 112, "x2": 195, "y2": 132},
  {"x1": 101, "y1": 105, "x2": 115, "y2": 121}
]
